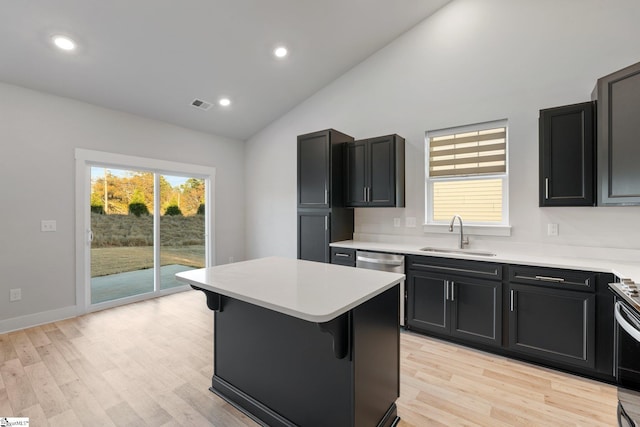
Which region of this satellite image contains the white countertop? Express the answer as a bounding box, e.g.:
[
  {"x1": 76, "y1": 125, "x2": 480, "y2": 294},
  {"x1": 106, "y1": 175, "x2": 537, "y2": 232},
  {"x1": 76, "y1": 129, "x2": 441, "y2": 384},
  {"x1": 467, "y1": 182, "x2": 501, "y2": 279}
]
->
[
  {"x1": 331, "y1": 240, "x2": 640, "y2": 283},
  {"x1": 175, "y1": 256, "x2": 405, "y2": 323}
]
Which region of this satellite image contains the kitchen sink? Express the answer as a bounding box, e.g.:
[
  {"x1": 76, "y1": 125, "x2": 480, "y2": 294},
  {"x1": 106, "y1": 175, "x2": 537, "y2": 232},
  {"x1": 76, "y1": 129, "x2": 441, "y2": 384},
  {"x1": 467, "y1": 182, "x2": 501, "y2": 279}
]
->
[{"x1": 419, "y1": 247, "x2": 496, "y2": 257}]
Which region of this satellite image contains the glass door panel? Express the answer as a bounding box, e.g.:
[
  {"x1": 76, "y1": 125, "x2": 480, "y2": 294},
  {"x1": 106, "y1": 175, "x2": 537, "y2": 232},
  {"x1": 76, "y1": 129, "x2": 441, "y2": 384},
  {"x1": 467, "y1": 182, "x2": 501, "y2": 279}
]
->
[
  {"x1": 159, "y1": 175, "x2": 206, "y2": 290},
  {"x1": 90, "y1": 167, "x2": 154, "y2": 304}
]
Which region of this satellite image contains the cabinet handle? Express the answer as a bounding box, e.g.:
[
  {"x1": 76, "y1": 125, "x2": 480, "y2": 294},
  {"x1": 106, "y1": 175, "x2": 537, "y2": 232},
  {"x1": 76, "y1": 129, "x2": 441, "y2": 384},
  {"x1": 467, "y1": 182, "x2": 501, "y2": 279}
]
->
[
  {"x1": 534, "y1": 275, "x2": 565, "y2": 283},
  {"x1": 324, "y1": 189, "x2": 328, "y2": 204},
  {"x1": 510, "y1": 289, "x2": 515, "y2": 311},
  {"x1": 450, "y1": 281, "x2": 455, "y2": 302},
  {"x1": 325, "y1": 216, "x2": 328, "y2": 231},
  {"x1": 445, "y1": 280, "x2": 449, "y2": 301},
  {"x1": 367, "y1": 187, "x2": 371, "y2": 202},
  {"x1": 411, "y1": 263, "x2": 498, "y2": 277},
  {"x1": 545, "y1": 178, "x2": 549, "y2": 199},
  {"x1": 335, "y1": 253, "x2": 350, "y2": 258},
  {"x1": 363, "y1": 187, "x2": 367, "y2": 202}
]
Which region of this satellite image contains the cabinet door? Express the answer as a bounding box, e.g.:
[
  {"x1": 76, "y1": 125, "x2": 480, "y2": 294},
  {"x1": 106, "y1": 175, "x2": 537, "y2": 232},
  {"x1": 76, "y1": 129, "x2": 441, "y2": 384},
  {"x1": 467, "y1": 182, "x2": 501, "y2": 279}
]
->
[
  {"x1": 344, "y1": 141, "x2": 368, "y2": 207},
  {"x1": 449, "y1": 277, "x2": 502, "y2": 347},
  {"x1": 297, "y1": 212, "x2": 329, "y2": 263},
  {"x1": 406, "y1": 270, "x2": 449, "y2": 334},
  {"x1": 539, "y1": 102, "x2": 594, "y2": 206},
  {"x1": 508, "y1": 284, "x2": 595, "y2": 369},
  {"x1": 368, "y1": 136, "x2": 396, "y2": 207},
  {"x1": 298, "y1": 132, "x2": 329, "y2": 208},
  {"x1": 597, "y1": 61, "x2": 640, "y2": 205}
]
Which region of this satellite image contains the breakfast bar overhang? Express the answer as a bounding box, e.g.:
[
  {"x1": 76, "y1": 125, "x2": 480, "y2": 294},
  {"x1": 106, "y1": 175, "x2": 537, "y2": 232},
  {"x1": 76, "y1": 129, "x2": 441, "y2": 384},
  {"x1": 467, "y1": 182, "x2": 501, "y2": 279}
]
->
[{"x1": 176, "y1": 257, "x2": 405, "y2": 427}]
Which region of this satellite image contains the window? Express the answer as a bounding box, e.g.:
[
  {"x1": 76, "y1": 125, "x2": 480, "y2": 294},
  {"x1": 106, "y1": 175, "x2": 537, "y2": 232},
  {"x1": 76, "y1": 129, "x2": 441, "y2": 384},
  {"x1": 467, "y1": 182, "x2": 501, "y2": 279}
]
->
[{"x1": 426, "y1": 120, "x2": 508, "y2": 227}]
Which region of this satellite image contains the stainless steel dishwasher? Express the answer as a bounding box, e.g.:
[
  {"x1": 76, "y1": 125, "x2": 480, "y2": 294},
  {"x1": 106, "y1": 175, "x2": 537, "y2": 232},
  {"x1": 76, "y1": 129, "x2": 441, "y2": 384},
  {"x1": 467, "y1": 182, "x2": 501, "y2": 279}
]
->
[{"x1": 355, "y1": 251, "x2": 406, "y2": 326}]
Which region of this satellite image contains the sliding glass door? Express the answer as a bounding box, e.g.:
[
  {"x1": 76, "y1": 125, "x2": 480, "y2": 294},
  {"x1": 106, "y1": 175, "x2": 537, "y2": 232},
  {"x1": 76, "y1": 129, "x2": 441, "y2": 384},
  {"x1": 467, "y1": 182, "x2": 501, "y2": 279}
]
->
[
  {"x1": 159, "y1": 174, "x2": 205, "y2": 290},
  {"x1": 81, "y1": 155, "x2": 211, "y2": 309},
  {"x1": 90, "y1": 167, "x2": 155, "y2": 304}
]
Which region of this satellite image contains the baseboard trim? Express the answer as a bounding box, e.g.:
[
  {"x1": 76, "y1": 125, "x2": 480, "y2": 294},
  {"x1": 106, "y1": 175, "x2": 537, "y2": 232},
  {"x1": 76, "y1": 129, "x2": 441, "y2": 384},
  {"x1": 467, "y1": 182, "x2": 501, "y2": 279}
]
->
[{"x1": 0, "y1": 305, "x2": 78, "y2": 334}]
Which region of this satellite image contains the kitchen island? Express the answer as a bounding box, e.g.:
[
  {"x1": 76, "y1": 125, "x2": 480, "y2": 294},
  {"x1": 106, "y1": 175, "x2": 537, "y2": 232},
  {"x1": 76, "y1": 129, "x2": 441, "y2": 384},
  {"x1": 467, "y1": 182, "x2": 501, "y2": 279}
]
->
[{"x1": 175, "y1": 257, "x2": 405, "y2": 427}]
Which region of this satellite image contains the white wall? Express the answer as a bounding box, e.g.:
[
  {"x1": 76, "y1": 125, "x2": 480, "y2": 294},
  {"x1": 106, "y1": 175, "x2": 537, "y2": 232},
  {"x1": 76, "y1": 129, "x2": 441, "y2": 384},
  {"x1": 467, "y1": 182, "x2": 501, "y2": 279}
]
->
[
  {"x1": 0, "y1": 82, "x2": 245, "y2": 328},
  {"x1": 245, "y1": 0, "x2": 640, "y2": 260}
]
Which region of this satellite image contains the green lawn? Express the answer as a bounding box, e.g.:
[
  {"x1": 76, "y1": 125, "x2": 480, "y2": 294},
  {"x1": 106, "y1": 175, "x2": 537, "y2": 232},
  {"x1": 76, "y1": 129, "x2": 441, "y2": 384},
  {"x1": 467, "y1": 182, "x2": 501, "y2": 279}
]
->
[{"x1": 91, "y1": 245, "x2": 205, "y2": 277}]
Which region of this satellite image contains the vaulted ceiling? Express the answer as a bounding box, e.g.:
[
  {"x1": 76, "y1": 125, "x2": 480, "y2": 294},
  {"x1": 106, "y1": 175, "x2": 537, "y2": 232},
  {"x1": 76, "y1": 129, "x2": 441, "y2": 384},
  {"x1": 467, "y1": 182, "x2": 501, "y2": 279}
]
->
[{"x1": 0, "y1": 0, "x2": 450, "y2": 140}]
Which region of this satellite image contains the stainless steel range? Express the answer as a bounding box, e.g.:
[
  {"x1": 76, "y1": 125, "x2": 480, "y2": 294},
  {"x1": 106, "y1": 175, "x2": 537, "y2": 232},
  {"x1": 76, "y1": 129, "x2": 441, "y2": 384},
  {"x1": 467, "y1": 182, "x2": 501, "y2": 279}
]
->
[{"x1": 610, "y1": 279, "x2": 640, "y2": 426}]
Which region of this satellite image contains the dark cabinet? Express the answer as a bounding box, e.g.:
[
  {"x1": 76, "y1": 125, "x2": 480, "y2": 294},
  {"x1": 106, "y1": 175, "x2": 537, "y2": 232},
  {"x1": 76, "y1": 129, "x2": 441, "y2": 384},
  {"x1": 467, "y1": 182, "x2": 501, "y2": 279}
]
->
[
  {"x1": 595, "y1": 61, "x2": 640, "y2": 205},
  {"x1": 507, "y1": 265, "x2": 598, "y2": 370},
  {"x1": 345, "y1": 134, "x2": 405, "y2": 207},
  {"x1": 298, "y1": 212, "x2": 330, "y2": 263},
  {"x1": 297, "y1": 129, "x2": 354, "y2": 263},
  {"x1": 539, "y1": 102, "x2": 595, "y2": 206},
  {"x1": 507, "y1": 283, "x2": 596, "y2": 370},
  {"x1": 330, "y1": 247, "x2": 356, "y2": 267},
  {"x1": 406, "y1": 256, "x2": 502, "y2": 347}
]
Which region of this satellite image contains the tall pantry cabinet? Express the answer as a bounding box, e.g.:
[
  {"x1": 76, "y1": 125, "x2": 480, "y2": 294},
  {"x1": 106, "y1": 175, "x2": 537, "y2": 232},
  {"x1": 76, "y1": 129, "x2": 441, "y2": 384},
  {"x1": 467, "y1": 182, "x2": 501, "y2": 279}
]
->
[{"x1": 297, "y1": 129, "x2": 354, "y2": 262}]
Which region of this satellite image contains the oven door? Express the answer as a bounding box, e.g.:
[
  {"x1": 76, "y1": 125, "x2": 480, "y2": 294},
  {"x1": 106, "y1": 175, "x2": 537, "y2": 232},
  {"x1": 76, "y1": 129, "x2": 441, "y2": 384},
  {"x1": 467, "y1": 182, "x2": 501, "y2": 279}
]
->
[{"x1": 615, "y1": 300, "x2": 640, "y2": 426}]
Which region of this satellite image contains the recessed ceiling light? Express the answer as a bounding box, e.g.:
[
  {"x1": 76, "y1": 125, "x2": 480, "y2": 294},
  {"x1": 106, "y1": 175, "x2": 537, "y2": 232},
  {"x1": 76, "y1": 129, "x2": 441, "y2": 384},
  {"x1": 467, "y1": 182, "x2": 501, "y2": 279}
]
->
[
  {"x1": 219, "y1": 98, "x2": 231, "y2": 107},
  {"x1": 274, "y1": 46, "x2": 288, "y2": 58},
  {"x1": 52, "y1": 35, "x2": 77, "y2": 51}
]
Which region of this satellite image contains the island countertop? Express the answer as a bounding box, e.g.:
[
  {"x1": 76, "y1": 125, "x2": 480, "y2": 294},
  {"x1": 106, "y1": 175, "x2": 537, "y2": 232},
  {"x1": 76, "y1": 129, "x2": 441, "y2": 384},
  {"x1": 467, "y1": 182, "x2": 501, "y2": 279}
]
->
[{"x1": 175, "y1": 256, "x2": 405, "y2": 323}]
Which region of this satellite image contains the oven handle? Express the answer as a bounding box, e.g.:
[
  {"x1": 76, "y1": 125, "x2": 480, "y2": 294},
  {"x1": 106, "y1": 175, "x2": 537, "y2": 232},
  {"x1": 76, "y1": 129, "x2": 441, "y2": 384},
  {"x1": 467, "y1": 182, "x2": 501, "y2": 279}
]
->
[{"x1": 615, "y1": 301, "x2": 640, "y2": 343}]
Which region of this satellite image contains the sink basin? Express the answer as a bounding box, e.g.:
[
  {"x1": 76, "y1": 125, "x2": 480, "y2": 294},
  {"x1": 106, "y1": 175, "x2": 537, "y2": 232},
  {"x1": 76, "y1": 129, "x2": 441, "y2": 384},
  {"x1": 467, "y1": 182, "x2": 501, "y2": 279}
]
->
[{"x1": 419, "y1": 247, "x2": 496, "y2": 257}]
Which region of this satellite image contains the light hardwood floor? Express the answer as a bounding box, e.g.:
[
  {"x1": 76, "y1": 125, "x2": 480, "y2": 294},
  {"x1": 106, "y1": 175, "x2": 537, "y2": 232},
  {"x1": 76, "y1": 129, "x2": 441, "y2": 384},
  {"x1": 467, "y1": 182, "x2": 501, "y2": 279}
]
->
[{"x1": 0, "y1": 290, "x2": 617, "y2": 426}]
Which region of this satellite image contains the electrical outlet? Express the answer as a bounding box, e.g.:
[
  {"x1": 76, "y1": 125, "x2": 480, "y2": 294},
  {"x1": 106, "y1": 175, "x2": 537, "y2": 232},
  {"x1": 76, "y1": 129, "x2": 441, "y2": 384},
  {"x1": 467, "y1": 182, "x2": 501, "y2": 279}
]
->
[
  {"x1": 228, "y1": 256, "x2": 235, "y2": 263},
  {"x1": 547, "y1": 223, "x2": 559, "y2": 236},
  {"x1": 10, "y1": 288, "x2": 21, "y2": 302},
  {"x1": 41, "y1": 220, "x2": 57, "y2": 232},
  {"x1": 393, "y1": 218, "x2": 401, "y2": 228},
  {"x1": 406, "y1": 217, "x2": 416, "y2": 228}
]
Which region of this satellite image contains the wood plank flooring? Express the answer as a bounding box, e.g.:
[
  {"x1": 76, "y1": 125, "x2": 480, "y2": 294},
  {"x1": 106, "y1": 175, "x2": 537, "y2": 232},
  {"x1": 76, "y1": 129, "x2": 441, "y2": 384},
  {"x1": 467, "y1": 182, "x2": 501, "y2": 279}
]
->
[{"x1": 0, "y1": 290, "x2": 617, "y2": 426}]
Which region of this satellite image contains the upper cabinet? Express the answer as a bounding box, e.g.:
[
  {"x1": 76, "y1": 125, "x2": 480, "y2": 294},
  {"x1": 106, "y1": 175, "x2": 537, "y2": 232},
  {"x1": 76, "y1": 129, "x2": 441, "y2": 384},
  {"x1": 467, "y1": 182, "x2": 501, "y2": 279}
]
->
[
  {"x1": 539, "y1": 102, "x2": 595, "y2": 207},
  {"x1": 297, "y1": 129, "x2": 353, "y2": 209},
  {"x1": 595, "y1": 61, "x2": 640, "y2": 206},
  {"x1": 344, "y1": 134, "x2": 405, "y2": 207}
]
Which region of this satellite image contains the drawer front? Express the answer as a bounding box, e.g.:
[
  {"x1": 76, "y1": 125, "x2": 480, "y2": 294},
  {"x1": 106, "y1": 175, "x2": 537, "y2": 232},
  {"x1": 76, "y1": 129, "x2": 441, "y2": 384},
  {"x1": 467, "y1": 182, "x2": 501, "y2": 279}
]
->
[
  {"x1": 330, "y1": 247, "x2": 356, "y2": 266},
  {"x1": 508, "y1": 265, "x2": 596, "y2": 292},
  {"x1": 406, "y1": 255, "x2": 503, "y2": 281}
]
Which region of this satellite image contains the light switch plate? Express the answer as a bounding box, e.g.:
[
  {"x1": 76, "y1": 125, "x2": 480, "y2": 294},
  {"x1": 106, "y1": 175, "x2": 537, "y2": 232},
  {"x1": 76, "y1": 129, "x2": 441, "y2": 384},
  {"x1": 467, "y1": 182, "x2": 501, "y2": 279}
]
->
[
  {"x1": 406, "y1": 217, "x2": 417, "y2": 228},
  {"x1": 547, "y1": 223, "x2": 559, "y2": 236},
  {"x1": 41, "y1": 220, "x2": 57, "y2": 232},
  {"x1": 393, "y1": 218, "x2": 401, "y2": 228}
]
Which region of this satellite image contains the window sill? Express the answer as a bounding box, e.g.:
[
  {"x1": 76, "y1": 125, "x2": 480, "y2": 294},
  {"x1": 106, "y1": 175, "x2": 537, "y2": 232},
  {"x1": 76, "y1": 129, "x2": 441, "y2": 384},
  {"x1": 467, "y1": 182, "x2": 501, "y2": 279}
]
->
[{"x1": 423, "y1": 223, "x2": 512, "y2": 237}]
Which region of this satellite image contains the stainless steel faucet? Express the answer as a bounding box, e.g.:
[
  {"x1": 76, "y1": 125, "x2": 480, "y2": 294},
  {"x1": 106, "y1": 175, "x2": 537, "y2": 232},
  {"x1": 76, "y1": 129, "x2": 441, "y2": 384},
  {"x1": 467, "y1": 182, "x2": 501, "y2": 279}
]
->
[{"x1": 449, "y1": 215, "x2": 469, "y2": 249}]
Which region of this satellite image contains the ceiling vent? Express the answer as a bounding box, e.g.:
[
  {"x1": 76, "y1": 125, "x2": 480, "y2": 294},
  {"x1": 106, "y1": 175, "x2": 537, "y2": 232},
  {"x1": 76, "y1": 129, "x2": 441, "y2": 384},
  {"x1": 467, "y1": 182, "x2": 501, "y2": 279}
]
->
[{"x1": 191, "y1": 98, "x2": 212, "y2": 110}]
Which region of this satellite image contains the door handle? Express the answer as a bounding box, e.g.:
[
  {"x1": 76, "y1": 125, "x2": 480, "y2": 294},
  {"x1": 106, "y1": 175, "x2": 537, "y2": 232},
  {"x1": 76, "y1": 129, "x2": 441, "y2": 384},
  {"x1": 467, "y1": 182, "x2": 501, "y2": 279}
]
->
[
  {"x1": 88, "y1": 229, "x2": 94, "y2": 243},
  {"x1": 615, "y1": 302, "x2": 640, "y2": 343}
]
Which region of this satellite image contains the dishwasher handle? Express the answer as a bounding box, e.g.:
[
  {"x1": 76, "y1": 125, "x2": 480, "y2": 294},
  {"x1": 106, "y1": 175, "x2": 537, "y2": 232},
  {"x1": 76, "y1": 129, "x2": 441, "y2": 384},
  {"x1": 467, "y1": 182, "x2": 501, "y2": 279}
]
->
[{"x1": 356, "y1": 255, "x2": 404, "y2": 267}]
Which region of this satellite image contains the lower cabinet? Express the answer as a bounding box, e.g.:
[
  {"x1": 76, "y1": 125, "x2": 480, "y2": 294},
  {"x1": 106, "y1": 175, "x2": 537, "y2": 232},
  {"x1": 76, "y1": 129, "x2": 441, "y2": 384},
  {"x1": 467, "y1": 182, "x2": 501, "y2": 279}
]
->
[
  {"x1": 297, "y1": 212, "x2": 330, "y2": 263},
  {"x1": 404, "y1": 255, "x2": 613, "y2": 381},
  {"x1": 507, "y1": 283, "x2": 596, "y2": 370},
  {"x1": 407, "y1": 268, "x2": 502, "y2": 347}
]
